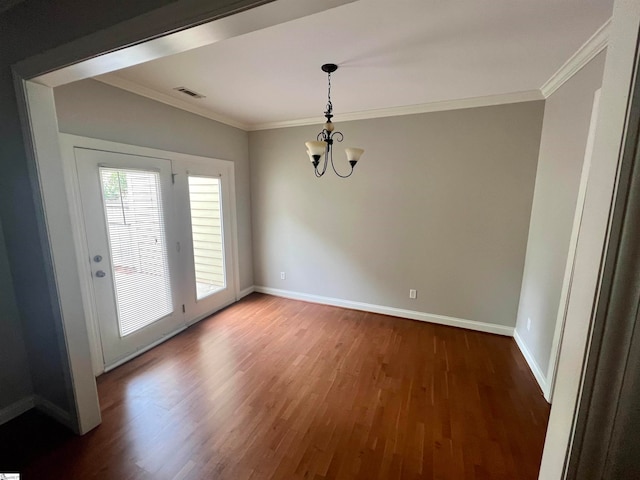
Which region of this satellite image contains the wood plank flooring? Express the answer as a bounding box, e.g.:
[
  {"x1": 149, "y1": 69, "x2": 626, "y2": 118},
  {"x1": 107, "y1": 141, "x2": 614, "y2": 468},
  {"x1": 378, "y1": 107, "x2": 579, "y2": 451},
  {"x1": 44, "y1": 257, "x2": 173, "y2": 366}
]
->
[{"x1": 0, "y1": 293, "x2": 550, "y2": 479}]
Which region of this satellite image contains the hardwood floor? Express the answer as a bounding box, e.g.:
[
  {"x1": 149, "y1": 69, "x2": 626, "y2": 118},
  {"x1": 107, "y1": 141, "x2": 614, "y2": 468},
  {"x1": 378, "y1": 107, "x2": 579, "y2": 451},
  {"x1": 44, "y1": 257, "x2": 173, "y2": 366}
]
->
[{"x1": 0, "y1": 293, "x2": 549, "y2": 479}]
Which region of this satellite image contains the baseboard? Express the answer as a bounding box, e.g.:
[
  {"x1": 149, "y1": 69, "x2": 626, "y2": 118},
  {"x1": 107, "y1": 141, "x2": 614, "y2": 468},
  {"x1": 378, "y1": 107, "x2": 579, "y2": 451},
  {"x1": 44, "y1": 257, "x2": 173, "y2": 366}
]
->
[
  {"x1": 0, "y1": 395, "x2": 76, "y2": 429},
  {"x1": 104, "y1": 324, "x2": 188, "y2": 373},
  {"x1": 514, "y1": 329, "x2": 550, "y2": 400},
  {"x1": 34, "y1": 395, "x2": 74, "y2": 429},
  {"x1": 238, "y1": 286, "x2": 255, "y2": 300},
  {"x1": 253, "y1": 286, "x2": 514, "y2": 336},
  {"x1": 0, "y1": 396, "x2": 35, "y2": 426}
]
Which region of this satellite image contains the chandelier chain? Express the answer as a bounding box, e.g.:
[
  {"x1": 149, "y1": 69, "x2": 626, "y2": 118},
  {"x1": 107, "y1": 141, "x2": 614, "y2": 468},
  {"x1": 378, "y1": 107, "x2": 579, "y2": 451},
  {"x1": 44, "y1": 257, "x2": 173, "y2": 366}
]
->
[{"x1": 326, "y1": 71, "x2": 333, "y2": 114}]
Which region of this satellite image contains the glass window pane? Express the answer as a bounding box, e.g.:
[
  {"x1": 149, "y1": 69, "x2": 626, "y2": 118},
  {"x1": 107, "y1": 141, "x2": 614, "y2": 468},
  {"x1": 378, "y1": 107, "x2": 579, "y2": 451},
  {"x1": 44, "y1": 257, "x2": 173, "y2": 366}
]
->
[
  {"x1": 188, "y1": 176, "x2": 226, "y2": 300},
  {"x1": 100, "y1": 168, "x2": 173, "y2": 336}
]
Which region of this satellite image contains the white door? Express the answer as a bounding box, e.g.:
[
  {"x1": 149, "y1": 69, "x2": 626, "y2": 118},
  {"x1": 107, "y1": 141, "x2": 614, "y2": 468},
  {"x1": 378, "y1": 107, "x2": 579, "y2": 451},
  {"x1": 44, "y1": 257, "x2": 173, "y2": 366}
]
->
[
  {"x1": 76, "y1": 148, "x2": 184, "y2": 367},
  {"x1": 173, "y1": 161, "x2": 236, "y2": 320}
]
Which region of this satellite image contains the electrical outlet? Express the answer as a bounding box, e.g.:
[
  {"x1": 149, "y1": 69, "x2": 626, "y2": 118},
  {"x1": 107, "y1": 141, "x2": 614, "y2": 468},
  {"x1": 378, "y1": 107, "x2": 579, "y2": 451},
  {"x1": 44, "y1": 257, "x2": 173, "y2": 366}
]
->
[
  {"x1": 409, "y1": 289, "x2": 417, "y2": 299},
  {"x1": 280, "y1": 272, "x2": 286, "y2": 280},
  {"x1": 527, "y1": 317, "x2": 531, "y2": 331}
]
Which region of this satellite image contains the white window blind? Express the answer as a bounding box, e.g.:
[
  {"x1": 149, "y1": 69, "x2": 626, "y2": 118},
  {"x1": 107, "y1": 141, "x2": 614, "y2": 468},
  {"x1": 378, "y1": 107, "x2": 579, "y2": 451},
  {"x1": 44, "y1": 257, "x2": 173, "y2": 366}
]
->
[
  {"x1": 100, "y1": 168, "x2": 174, "y2": 336},
  {"x1": 188, "y1": 176, "x2": 226, "y2": 300}
]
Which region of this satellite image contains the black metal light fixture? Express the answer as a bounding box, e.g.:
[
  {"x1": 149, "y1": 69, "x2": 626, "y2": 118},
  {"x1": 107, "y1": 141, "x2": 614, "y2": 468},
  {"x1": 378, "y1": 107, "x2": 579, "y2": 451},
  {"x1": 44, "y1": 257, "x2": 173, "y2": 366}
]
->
[{"x1": 305, "y1": 64, "x2": 364, "y2": 178}]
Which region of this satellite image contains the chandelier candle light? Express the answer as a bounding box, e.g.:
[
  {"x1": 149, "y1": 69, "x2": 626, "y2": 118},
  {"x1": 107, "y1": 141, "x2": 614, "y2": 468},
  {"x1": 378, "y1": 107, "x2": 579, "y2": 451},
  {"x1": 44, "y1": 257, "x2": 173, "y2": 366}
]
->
[{"x1": 305, "y1": 64, "x2": 364, "y2": 178}]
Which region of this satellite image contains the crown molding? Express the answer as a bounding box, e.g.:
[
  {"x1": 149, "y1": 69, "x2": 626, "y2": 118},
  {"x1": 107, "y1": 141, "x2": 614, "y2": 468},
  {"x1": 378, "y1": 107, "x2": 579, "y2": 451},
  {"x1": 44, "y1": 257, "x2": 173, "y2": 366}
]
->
[
  {"x1": 94, "y1": 73, "x2": 250, "y2": 131},
  {"x1": 95, "y1": 72, "x2": 543, "y2": 132},
  {"x1": 248, "y1": 90, "x2": 544, "y2": 131},
  {"x1": 541, "y1": 18, "x2": 611, "y2": 98},
  {"x1": 92, "y1": 18, "x2": 610, "y2": 130}
]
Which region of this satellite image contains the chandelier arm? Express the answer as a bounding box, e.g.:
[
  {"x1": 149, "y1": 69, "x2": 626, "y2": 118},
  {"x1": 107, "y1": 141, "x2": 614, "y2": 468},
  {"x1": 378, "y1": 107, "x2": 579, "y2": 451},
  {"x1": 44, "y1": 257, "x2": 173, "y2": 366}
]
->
[
  {"x1": 318, "y1": 151, "x2": 329, "y2": 177},
  {"x1": 312, "y1": 130, "x2": 331, "y2": 177},
  {"x1": 314, "y1": 145, "x2": 329, "y2": 177},
  {"x1": 329, "y1": 153, "x2": 355, "y2": 178},
  {"x1": 327, "y1": 131, "x2": 354, "y2": 178}
]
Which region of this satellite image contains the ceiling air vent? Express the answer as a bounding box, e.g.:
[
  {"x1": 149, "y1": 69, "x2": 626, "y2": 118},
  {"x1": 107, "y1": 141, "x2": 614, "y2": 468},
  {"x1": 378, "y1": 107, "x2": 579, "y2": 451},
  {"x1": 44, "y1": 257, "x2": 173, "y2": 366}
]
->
[{"x1": 173, "y1": 86, "x2": 206, "y2": 99}]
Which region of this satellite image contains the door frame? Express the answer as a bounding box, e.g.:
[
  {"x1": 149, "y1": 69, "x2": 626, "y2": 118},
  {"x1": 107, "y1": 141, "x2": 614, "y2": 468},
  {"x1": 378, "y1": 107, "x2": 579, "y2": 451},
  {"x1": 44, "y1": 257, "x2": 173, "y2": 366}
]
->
[
  {"x1": 566, "y1": 37, "x2": 640, "y2": 477},
  {"x1": 545, "y1": 89, "x2": 602, "y2": 403},
  {"x1": 537, "y1": 4, "x2": 640, "y2": 479},
  {"x1": 59, "y1": 134, "x2": 241, "y2": 376}
]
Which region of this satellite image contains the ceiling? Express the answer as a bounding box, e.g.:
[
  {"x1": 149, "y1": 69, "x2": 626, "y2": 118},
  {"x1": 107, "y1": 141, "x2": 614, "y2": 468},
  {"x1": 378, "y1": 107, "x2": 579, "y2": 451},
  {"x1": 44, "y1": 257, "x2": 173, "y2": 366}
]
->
[{"x1": 96, "y1": 0, "x2": 613, "y2": 130}]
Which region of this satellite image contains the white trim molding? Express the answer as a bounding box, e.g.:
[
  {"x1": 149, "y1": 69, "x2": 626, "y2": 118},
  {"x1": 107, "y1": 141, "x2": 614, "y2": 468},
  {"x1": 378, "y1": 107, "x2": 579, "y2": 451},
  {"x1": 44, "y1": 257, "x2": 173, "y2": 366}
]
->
[
  {"x1": 104, "y1": 296, "x2": 239, "y2": 373},
  {"x1": 103, "y1": 325, "x2": 187, "y2": 373},
  {"x1": 249, "y1": 90, "x2": 544, "y2": 131},
  {"x1": 513, "y1": 329, "x2": 550, "y2": 400},
  {"x1": 0, "y1": 394, "x2": 75, "y2": 428},
  {"x1": 95, "y1": 73, "x2": 543, "y2": 132},
  {"x1": 90, "y1": 18, "x2": 613, "y2": 131},
  {"x1": 254, "y1": 286, "x2": 514, "y2": 336},
  {"x1": 29, "y1": 0, "x2": 357, "y2": 87},
  {"x1": 238, "y1": 286, "x2": 255, "y2": 299},
  {"x1": 95, "y1": 73, "x2": 250, "y2": 131},
  {"x1": 0, "y1": 396, "x2": 35, "y2": 426},
  {"x1": 34, "y1": 395, "x2": 74, "y2": 429},
  {"x1": 541, "y1": 18, "x2": 611, "y2": 98}
]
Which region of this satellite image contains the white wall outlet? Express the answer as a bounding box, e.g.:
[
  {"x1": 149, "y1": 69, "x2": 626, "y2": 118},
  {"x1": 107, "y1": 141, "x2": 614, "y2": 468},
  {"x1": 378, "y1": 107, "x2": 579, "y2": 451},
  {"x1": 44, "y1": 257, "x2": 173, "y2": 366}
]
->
[
  {"x1": 409, "y1": 289, "x2": 417, "y2": 299},
  {"x1": 527, "y1": 317, "x2": 531, "y2": 331},
  {"x1": 280, "y1": 272, "x2": 286, "y2": 280}
]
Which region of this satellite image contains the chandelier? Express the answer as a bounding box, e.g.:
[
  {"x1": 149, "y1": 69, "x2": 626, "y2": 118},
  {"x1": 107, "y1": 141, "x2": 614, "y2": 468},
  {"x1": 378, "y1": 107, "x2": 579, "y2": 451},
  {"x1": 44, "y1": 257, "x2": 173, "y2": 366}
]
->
[{"x1": 305, "y1": 64, "x2": 364, "y2": 178}]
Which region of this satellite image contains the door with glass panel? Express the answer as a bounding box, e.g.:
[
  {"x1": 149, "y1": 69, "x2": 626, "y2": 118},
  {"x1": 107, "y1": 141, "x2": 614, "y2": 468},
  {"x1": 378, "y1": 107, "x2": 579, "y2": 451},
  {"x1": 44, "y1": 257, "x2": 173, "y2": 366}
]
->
[
  {"x1": 76, "y1": 148, "x2": 183, "y2": 367},
  {"x1": 173, "y1": 161, "x2": 236, "y2": 320}
]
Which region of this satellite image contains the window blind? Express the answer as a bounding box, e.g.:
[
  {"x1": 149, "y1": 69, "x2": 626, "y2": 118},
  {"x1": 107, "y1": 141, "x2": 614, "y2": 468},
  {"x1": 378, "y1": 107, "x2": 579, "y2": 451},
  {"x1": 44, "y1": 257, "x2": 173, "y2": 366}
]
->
[{"x1": 100, "y1": 168, "x2": 174, "y2": 336}]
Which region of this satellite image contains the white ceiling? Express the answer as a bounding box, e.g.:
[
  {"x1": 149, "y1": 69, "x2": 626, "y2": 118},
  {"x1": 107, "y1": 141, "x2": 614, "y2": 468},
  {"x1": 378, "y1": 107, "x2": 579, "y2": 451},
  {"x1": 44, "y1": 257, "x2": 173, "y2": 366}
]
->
[{"x1": 97, "y1": 0, "x2": 613, "y2": 129}]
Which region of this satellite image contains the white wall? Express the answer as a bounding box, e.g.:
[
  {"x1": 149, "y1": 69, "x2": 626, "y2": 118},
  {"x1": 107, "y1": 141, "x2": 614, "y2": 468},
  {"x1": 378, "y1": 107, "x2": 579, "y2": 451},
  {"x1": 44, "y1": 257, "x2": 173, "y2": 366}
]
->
[
  {"x1": 250, "y1": 101, "x2": 544, "y2": 329},
  {"x1": 515, "y1": 52, "x2": 606, "y2": 382},
  {"x1": 53, "y1": 79, "x2": 254, "y2": 291}
]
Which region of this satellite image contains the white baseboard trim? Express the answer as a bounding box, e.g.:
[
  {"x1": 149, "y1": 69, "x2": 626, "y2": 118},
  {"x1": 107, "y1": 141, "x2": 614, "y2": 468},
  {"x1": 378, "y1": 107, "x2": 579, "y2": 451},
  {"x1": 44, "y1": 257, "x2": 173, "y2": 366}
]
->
[
  {"x1": 254, "y1": 286, "x2": 514, "y2": 336},
  {"x1": 186, "y1": 297, "x2": 237, "y2": 328},
  {"x1": 0, "y1": 396, "x2": 35, "y2": 426},
  {"x1": 0, "y1": 395, "x2": 77, "y2": 429},
  {"x1": 34, "y1": 395, "x2": 74, "y2": 429},
  {"x1": 238, "y1": 286, "x2": 255, "y2": 299},
  {"x1": 104, "y1": 324, "x2": 188, "y2": 373},
  {"x1": 102, "y1": 297, "x2": 239, "y2": 374},
  {"x1": 514, "y1": 329, "x2": 550, "y2": 400}
]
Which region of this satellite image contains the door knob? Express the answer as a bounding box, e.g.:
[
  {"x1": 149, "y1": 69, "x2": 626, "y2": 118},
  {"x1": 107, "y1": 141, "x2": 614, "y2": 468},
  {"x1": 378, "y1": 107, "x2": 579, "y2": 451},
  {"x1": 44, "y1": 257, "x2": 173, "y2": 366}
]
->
[
  {"x1": 95, "y1": 270, "x2": 106, "y2": 278},
  {"x1": 93, "y1": 255, "x2": 103, "y2": 263}
]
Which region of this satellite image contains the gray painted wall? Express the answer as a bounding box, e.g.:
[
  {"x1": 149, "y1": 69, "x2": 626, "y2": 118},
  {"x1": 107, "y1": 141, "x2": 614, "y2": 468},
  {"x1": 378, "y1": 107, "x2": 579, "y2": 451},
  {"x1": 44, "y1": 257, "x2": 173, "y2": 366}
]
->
[
  {"x1": 250, "y1": 101, "x2": 544, "y2": 327},
  {"x1": 515, "y1": 52, "x2": 606, "y2": 376},
  {"x1": 0, "y1": 219, "x2": 32, "y2": 413},
  {"x1": 54, "y1": 79, "x2": 254, "y2": 291}
]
